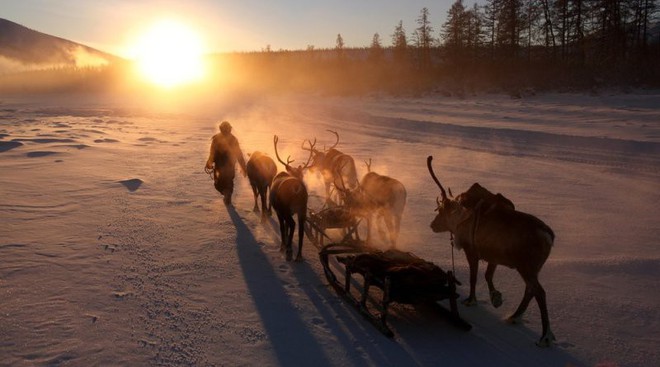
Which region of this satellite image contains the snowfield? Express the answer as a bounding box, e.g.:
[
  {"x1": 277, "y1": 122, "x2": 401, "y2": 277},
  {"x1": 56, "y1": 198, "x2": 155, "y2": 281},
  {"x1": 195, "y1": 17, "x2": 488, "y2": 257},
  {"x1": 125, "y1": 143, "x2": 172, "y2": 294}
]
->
[{"x1": 1, "y1": 91, "x2": 659, "y2": 367}]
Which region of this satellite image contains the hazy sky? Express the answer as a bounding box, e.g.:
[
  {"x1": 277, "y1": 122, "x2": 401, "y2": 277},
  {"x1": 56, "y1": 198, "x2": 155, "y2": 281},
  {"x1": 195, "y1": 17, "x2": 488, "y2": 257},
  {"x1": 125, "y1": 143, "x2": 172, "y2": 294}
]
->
[{"x1": 3, "y1": 0, "x2": 461, "y2": 57}]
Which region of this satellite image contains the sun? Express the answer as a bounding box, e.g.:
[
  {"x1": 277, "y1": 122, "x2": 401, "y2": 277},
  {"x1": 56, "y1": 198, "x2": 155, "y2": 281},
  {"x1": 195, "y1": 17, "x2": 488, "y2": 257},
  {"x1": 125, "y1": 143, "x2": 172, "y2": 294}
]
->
[{"x1": 130, "y1": 19, "x2": 206, "y2": 88}]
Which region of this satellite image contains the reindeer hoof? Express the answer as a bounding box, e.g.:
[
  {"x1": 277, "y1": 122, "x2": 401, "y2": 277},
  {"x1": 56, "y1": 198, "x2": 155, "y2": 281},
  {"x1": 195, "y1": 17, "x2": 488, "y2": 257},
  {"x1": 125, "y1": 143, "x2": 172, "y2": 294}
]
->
[
  {"x1": 505, "y1": 314, "x2": 523, "y2": 324},
  {"x1": 285, "y1": 250, "x2": 293, "y2": 261},
  {"x1": 535, "y1": 330, "x2": 556, "y2": 347},
  {"x1": 462, "y1": 297, "x2": 478, "y2": 306},
  {"x1": 490, "y1": 290, "x2": 503, "y2": 308}
]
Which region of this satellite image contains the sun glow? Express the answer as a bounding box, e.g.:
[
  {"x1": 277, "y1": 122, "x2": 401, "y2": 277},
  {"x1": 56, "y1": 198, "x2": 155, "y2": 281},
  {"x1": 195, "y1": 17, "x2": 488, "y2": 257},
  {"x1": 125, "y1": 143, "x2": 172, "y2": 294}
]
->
[{"x1": 130, "y1": 20, "x2": 206, "y2": 88}]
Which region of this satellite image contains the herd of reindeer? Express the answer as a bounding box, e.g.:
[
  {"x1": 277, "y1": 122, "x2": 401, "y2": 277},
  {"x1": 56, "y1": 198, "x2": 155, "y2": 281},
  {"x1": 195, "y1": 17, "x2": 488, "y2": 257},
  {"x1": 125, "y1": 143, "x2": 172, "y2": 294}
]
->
[{"x1": 239, "y1": 130, "x2": 556, "y2": 347}]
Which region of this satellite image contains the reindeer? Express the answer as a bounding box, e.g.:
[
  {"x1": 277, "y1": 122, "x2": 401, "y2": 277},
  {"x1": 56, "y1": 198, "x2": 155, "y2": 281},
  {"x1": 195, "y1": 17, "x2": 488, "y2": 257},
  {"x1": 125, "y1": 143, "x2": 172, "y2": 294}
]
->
[
  {"x1": 427, "y1": 155, "x2": 555, "y2": 347},
  {"x1": 337, "y1": 159, "x2": 407, "y2": 249},
  {"x1": 269, "y1": 136, "x2": 312, "y2": 262},
  {"x1": 246, "y1": 151, "x2": 277, "y2": 221},
  {"x1": 302, "y1": 130, "x2": 358, "y2": 205}
]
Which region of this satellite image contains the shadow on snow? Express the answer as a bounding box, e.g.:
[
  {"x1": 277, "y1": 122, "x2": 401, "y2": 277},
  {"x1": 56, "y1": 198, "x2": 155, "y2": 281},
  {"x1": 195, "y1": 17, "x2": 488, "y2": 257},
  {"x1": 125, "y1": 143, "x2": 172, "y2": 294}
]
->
[{"x1": 229, "y1": 204, "x2": 586, "y2": 367}]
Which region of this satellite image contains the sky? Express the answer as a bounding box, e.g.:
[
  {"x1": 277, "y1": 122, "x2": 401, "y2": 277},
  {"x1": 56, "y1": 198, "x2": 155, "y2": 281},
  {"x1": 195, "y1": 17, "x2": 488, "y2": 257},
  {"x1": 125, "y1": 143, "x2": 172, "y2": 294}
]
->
[{"x1": 2, "y1": 0, "x2": 461, "y2": 57}]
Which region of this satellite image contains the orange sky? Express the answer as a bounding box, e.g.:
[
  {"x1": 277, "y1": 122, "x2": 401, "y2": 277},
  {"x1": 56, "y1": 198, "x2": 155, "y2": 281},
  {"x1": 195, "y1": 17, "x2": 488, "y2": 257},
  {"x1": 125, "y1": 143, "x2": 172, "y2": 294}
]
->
[{"x1": 3, "y1": 0, "x2": 459, "y2": 56}]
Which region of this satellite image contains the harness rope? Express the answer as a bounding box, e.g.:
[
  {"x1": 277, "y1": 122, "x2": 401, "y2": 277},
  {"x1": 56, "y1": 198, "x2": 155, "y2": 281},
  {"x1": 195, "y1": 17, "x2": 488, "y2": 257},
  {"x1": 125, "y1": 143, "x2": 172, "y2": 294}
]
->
[
  {"x1": 449, "y1": 199, "x2": 484, "y2": 280},
  {"x1": 450, "y1": 233, "x2": 456, "y2": 276}
]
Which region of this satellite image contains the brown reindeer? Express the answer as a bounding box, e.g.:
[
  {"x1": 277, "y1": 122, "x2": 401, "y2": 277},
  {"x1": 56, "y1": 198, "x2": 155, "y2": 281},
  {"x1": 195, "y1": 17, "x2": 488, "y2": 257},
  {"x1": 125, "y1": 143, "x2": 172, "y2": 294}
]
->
[
  {"x1": 427, "y1": 155, "x2": 555, "y2": 347},
  {"x1": 269, "y1": 136, "x2": 312, "y2": 262},
  {"x1": 302, "y1": 130, "x2": 358, "y2": 205},
  {"x1": 337, "y1": 159, "x2": 407, "y2": 249},
  {"x1": 451, "y1": 182, "x2": 516, "y2": 309},
  {"x1": 247, "y1": 151, "x2": 277, "y2": 221}
]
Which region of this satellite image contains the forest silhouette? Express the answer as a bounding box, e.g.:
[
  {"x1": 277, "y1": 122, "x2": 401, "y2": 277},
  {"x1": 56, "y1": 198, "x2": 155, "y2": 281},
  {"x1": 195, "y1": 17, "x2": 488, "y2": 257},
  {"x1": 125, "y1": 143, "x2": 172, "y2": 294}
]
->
[{"x1": 1, "y1": 2, "x2": 659, "y2": 96}]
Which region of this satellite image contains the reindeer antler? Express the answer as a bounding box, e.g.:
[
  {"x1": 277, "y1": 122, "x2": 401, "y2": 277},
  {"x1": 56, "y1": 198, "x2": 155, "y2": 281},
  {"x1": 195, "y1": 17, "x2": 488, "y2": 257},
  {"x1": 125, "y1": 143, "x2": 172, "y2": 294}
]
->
[
  {"x1": 427, "y1": 156, "x2": 447, "y2": 200},
  {"x1": 301, "y1": 141, "x2": 314, "y2": 169},
  {"x1": 274, "y1": 135, "x2": 294, "y2": 168},
  {"x1": 326, "y1": 130, "x2": 339, "y2": 150},
  {"x1": 364, "y1": 158, "x2": 372, "y2": 173},
  {"x1": 301, "y1": 138, "x2": 318, "y2": 152}
]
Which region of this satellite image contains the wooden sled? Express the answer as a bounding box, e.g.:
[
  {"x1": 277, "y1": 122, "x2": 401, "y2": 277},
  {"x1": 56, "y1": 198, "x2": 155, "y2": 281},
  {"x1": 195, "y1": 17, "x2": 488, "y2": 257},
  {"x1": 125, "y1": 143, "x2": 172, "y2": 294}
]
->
[
  {"x1": 304, "y1": 205, "x2": 360, "y2": 247},
  {"x1": 319, "y1": 241, "x2": 472, "y2": 337}
]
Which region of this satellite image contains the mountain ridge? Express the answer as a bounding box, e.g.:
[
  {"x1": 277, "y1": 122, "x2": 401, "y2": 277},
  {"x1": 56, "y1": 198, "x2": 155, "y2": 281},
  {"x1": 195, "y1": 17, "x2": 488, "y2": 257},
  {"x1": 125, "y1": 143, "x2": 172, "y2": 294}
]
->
[{"x1": 0, "y1": 18, "x2": 120, "y2": 71}]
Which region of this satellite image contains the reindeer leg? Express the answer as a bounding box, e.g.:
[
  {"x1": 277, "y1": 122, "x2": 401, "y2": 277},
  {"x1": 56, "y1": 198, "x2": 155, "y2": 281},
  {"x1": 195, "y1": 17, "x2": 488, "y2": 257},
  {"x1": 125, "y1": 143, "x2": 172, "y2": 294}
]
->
[
  {"x1": 286, "y1": 217, "x2": 295, "y2": 261},
  {"x1": 325, "y1": 181, "x2": 333, "y2": 205},
  {"x1": 259, "y1": 186, "x2": 268, "y2": 221},
  {"x1": 463, "y1": 255, "x2": 479, "y2": 306},
  {"x1": 266, "y1": 186, "x2": 272, "y2": 216},
  {"x1": 383, "y1": 212, "x2": 396, "y2": 250},
  {"x1": 507, "y1": 274, "x2": 555, "y2": 346},
  {"x1": 251, "y1": 185, "x2": 259, "y2": 213},
  {"x1": 376, "y1": 213, "x2": 388, "y2": 244},
  {"x1": 506, "y1": 277, "x2": 534, "y2": 324},
  {"x1": 485, "y1": 263, "x2": 503, "y2": 308},
  {"x1": 277, "y1": 213, "x2": 286, "y2": 253},
  {"x1": 531, "y1": 277, "x2": 555, "y2": 347},
  {"x1": 295, "y1": 213, "x2": 305, "y2": 262}
]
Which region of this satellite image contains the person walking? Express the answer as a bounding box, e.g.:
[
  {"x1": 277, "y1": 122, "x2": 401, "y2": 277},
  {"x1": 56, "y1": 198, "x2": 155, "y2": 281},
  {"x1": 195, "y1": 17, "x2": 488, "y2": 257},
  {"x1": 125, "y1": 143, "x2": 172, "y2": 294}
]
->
[{"x1": 205, "y1": 121, "x2": 247, "y2": 205}]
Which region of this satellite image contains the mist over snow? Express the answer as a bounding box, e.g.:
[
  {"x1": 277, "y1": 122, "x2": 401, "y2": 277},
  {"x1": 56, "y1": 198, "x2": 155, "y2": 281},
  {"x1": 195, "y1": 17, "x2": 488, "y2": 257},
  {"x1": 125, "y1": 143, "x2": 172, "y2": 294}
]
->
[{"x1": 1, "y1": 91, "x2": 659, "y2": 366}]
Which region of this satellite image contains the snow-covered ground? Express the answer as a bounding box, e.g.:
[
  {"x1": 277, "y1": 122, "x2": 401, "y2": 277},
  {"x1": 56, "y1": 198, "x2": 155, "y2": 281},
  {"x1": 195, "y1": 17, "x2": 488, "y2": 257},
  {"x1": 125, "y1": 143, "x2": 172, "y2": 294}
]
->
[{"x1": 1, "y1": 91, "x2": 658, "y2": 366}]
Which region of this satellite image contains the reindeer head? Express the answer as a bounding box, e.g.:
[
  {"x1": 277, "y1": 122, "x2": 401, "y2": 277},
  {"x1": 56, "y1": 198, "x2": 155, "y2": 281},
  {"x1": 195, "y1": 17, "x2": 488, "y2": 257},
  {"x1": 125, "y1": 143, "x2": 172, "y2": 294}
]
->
[
  {"x1": 274, "y1": 135, "x2": 312, "y2": 180},
  {"x1": 330, "y1": 160, "x2": 368, "y2": 214},
  {"x1": 430, "y1": 196, "x2": 472, "y2": 233},
  {"x1": 343, "y1": 186, "x2": 368, "y2": 209},
  {"x1": 427, "y1": 156, "x2": 472, "y2": 233},
  {"x1": 302, "y1": 130, "x2": 340, "y2": 172}
]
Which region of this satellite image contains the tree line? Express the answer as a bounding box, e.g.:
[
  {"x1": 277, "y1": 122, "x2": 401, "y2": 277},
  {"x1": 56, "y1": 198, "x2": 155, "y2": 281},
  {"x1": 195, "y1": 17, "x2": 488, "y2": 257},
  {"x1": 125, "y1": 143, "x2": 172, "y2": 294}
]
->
[
  {"x1": 241, "y1": 1, "x2": 659, "y2": 95},
  {"x1": 2, "y1": 2, "x2": 658, "y2": 96},
  {"x1": 434, "y1": 0, "x2": 659, "y2": 90}
]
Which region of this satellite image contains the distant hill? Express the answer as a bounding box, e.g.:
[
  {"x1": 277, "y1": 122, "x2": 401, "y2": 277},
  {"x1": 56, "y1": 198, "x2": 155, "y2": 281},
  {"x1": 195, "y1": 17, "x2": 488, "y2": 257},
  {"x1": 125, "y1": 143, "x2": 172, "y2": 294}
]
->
[{"x1": 0, "y1": 18, "x2": 120, "y2": 73}]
